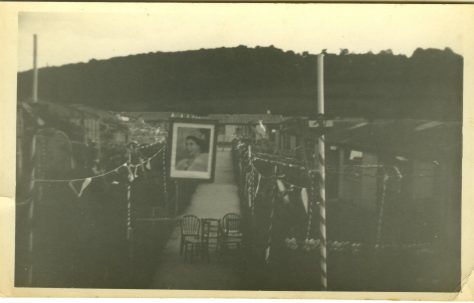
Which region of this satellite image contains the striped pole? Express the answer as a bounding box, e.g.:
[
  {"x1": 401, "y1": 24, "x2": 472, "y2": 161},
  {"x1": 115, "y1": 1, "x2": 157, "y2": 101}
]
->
[
  {"x1": 126, "y1": 184, "x2": 132, "y2": 241},
  {"x1": 375, "y1": 169, "x2": 389, "y2": 247},
  {"x1": 247, "y1": 145, "x2": 254, "y2": 209},
  {"x1": 162, "y1": 142, "x2": 168, "y2": 205},
  {"x1": 26, "y1": 134, "x2": 37, "y2": 286},
  {"x1": 305, "y1": 179, "x2": 315, "y2": 240},
  {"x1": 316, "y1": 53, "x2": 328, "y2": 290}
]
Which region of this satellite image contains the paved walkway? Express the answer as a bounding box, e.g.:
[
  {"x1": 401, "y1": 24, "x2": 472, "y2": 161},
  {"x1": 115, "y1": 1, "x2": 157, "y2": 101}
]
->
[{"x1": 151, "y1": 149, "x2": 243, "y2": 290}]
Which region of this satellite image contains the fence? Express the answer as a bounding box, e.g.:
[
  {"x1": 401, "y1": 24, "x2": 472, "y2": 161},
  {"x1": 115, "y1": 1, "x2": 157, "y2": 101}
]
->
[
  {"x1": 232, "y1": 139, "x2": 441, "y2": 291},
  {"x1": 15, "y1": 127, "x2": 180, "y2": 288}
]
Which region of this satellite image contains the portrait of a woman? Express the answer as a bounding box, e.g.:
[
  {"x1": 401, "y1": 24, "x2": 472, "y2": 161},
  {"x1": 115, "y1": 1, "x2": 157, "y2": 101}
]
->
[
  {"x1": 170, "y1": 121, "x2": 216, "y2": 180},
  {"x1": 176, "y1": 135, "x2": 209, "y2": 172}
]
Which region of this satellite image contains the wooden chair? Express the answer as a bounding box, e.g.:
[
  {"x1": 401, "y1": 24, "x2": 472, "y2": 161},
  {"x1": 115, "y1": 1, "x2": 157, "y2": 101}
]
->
[
  {"x1": 220, "y1": 213, "x2": 243, "y2": 253},
  {"x1": 180, "y1": 215, "x2": 200, "y2": 259}
]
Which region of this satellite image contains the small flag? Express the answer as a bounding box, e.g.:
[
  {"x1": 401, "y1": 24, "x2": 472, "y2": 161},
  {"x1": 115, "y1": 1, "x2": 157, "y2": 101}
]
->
[
  {"x1": 78, "y1": 178, "x2": 92, "y2": 197},
  {"x1": 301, "y1": 188, "x2": 309, "y2": 213},
  {"x1": 68, "y1": 181, "x2": 79, "y2": 197},
  {"x1": 255, "y1": 173, "x2": 261, "y2": 197},
  {"x1": 276, "y1": 179, "x2": 290, "y2": 204},
  {"x1": 146, "y1": 159, "x2": 152, "y2": 170},
  {"x1": 265, "y1": 246, "x2": 271, "y2": 264},
  {"x1": 127, "y1": 165, "x2": 135, "y2": 182}
]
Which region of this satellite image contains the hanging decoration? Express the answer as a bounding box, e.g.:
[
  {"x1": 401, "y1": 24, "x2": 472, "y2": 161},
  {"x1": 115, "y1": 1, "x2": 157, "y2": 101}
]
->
[
  {"x1": 162, "y1": 142, "x2": 168, "y2": 204},
  {"x1": 265, "y1": 166, "x2": 278, "y2": 264},
  {"x1": 33, "y1": 144, "x2": 165, "y2": 185},
  {"x1": 301, "y1": 188, "x2": 309, "y2": 214},
  {"x1": 276, "y1": 178, "x2": 291, "y2": 204},
  {"x1": 126, "y1": 184, "x2": 132, "y2": 240},
  {"x1": 236, "y1": 138, "x2": 432, "y2": 291},
  {"x1": 375, "y1": 169, "x2": 390, "y2": 248},
  {"x1": 78, "y1": 178, "x2": 92, "y2": 197},
  {"x1": 254, "y1": 173, "x2": 262, "y2": 199},
  {"x1": 247, "y1": 170, "x2": 253, "y2": 208},
  {"x1": 146, "y1": 159, "x2": 152, "y2": 170},
  {"x1": 68, "y1": 178, "x2": 93, "y2": 198}
]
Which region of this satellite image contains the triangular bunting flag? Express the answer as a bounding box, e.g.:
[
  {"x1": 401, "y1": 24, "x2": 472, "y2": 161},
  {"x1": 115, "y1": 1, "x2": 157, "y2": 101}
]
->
[
  {"x1": 127, "y1": 165, "x2": 135, "y2": 182},
  {"x1": 301, "y1": 188, "x2": 309, "y2": 214},
  {"x1": 68, "y1": 181, "x2": 79, "y2": 197},
  {"x1": 146, "y1": 160, "x2": 152, "y2": 170},
  {"x1": 265, "y1": 246, "x2": 271, "y2": 264},
  {"x1": 78, "y1": 178, "x2": 92, "y2": 197},
  {"x1": 254, "y1": 173, "x2": 261, "y2": 198},
  {"x1": 133, "y1": 165, "x2": 139, "y2": 178},
  {"x1": 276, "y1": 179, "x2": 290, "y2": 204}
]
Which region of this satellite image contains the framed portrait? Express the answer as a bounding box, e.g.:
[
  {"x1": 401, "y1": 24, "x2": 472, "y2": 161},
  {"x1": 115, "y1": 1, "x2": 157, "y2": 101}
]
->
[{"x1": 168, "y1": 118, "x2": 218, "y2": 181}]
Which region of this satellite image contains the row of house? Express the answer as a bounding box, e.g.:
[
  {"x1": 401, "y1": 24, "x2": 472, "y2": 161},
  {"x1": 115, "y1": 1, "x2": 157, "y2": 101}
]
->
[
  {"x1": 18, "y1": 102, "x2": 461, "y2": 217},
  {"x1": 119, "y1": 111, "x2": 288, "y2": 144},
  {"x1": 16, "y1": 100, "x2": 129, "y2": 185},
  {"x1": 275, "y1": 117, "x2": 461, "y2": 211}
]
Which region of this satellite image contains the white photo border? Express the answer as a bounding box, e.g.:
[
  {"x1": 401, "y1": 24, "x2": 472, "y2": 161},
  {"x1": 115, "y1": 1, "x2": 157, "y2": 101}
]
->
[{"x1": 168, "y1": 118, "x2": 218, "y2": 181}]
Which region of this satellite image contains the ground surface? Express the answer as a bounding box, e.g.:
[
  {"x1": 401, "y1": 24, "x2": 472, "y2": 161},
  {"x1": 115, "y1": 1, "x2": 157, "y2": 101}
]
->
[{"x1": 151, "y1": 149, "x2": 244, "y2": 290}]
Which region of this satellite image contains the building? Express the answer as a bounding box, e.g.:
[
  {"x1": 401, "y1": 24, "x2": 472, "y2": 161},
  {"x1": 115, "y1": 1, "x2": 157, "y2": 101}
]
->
[
  {"x1": 325, "y1": 119, "x2": 461, "y2": 213},
  {"x1": 208, "y1": 113, "x2": 287, "y2": 144},
  {"x1": 121, "y1": 111, "x2": 196, "y2": 131}
]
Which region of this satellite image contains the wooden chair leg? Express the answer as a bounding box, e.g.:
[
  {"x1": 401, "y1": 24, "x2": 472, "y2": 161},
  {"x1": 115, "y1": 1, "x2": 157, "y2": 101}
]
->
[
  {"x1": 190, "y1": 243, "x2": 196, "y2": 263},
  {"x1": 183, "y1": 242, "x2": 188, "y2": 261}
]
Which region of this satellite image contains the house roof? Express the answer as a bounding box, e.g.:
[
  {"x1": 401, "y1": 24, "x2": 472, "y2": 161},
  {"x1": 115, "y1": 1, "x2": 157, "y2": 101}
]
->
[
  {"x1": 326, "y1": 119, "x2": 461, "y2": 161},
  {"x1": 121, "y1": 112, "x2": 192, "y2": 121},
  {"x1": 208, "y1": 114, "x2": 287, "y2": 125},
  {"x1": 69, "y1": 104, "x2": 118, "y2": 120}
]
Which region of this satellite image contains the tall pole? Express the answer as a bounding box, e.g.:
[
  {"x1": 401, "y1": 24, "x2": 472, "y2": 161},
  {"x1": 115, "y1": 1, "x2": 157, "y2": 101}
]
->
[
  {"x1": 316, "y1": 53, "x2": 328, "y2": 290},
  {"x1": 32, "y1": 34, "x2": 38, "y2": 103}
]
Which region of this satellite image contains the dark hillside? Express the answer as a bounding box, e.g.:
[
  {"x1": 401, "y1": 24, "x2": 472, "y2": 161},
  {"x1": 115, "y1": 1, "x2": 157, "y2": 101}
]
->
[{"x1": 17, "y1": 46, "x2": 463, "y2": 120}]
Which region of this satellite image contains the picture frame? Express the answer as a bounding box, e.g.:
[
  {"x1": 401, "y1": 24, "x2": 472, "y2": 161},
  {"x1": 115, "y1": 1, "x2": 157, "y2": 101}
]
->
[{"x1": 168, "y1": 118, "x2": 218, "y2": 181}]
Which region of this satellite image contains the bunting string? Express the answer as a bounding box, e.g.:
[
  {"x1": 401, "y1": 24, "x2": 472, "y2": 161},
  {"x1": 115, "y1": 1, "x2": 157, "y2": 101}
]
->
[{"x1": 33, "y1": 145, "x2": 166, "y2": 183}]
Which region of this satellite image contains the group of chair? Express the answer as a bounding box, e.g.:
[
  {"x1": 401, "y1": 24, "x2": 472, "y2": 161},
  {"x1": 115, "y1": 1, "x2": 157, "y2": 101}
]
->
[{"x1": 180, "y1": 213, "x2": 242, "y2": 262}]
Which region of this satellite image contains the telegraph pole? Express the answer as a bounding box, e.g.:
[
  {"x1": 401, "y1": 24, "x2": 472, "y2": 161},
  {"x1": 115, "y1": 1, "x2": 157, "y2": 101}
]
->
[{"x1": 32, "y1": 34, "x2": 38, "y2": 103}]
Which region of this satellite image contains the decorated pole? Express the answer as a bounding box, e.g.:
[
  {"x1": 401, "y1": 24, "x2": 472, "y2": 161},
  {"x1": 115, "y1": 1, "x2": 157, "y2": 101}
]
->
[
  {"x1": 162, "y1": 142, "x2": 169, "y2": 207},
  {"x1": 375, "y1": 169, "x2": 389, "y2": 247},
  {"x1": 316, "y1": 53, "x2": 328, "y2": 290},
  {"x1": 26, "y1": 134, "x2": 37, "y2": 286}
]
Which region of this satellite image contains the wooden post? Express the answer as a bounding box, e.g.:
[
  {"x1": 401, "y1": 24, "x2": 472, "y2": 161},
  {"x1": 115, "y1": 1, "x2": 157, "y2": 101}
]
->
[
  {"x1": 274, "y1": 129, "x2": 280, "y2": 154},
  {"x1": 17, "y1": 107, "x2": 24, "y2": 181},
  {"x1": 316, "y1": 53, "x2": 328, "y2": 290},
  {"x1": 174, "y1": 180, "x2": 180, "y2": 215},
  {"x1": 27, "y1": 131, "x2": 46, "y2": 286},
  {"x1": 32, "y1": 34, "x2": 38, "y2": 103},
  {"x1": 337, "y1": 147, "x2": 345, "y2": 199}
]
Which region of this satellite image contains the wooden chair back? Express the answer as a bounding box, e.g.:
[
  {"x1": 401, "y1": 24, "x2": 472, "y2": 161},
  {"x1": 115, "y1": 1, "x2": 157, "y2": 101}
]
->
[{"x1": 180, "y1": 215, "x2": 200, "y2": 237}]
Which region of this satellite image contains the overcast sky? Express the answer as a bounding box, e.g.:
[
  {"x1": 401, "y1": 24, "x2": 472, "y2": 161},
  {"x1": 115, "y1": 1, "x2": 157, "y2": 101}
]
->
[{"x1": 17, "y1": 4, "x2": 465, "y2": 72}]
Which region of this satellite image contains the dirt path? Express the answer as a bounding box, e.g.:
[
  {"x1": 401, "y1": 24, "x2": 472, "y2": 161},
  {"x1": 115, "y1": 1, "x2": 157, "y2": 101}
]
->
[{"x1": 151, "y1": 149, "x2": 243, "y2": 290}]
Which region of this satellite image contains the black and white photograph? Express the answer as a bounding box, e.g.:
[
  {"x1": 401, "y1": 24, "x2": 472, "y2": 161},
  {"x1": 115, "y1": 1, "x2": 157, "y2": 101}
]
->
[
  {"x1": 169, "y1": 119, "x2": 217, "y2": 180},
  {"x1": 1, "y1": 2, "x2": 473, "y2": 299}
]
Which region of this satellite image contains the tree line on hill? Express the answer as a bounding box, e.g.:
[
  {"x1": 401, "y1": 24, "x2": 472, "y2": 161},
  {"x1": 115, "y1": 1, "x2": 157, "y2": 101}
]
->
[{"x1": 17, "y1": 45, "x2": 463, "y2": 121}]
